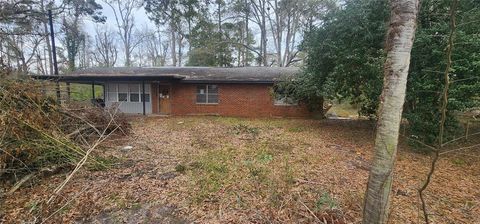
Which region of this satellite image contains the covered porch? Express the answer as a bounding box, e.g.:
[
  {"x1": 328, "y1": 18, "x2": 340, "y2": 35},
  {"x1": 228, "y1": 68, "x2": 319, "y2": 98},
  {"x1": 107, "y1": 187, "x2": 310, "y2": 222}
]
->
[{"x1": 33, "y1": 74, "x2": 183, "y2": 116}]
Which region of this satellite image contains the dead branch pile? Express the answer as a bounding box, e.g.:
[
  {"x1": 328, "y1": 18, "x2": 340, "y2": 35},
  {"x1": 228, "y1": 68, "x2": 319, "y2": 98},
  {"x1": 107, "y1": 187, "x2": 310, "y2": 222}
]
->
[{"x1": 0, "y1": 77, "x2": 130, "y2": 181}]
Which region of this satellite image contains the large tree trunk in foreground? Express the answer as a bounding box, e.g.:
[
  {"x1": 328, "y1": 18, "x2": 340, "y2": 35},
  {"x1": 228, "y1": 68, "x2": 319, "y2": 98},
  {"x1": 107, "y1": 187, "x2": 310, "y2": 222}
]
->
[{"x1": 362, "y1": 0, "x2": 419, "y2": 223}]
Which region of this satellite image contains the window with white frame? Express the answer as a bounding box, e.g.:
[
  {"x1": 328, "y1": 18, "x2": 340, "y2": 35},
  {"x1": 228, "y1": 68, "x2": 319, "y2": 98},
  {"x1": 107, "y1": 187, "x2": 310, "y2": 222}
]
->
[
  {"x1": 141, "y1": 84, "x2": 151, "y2": 102},
  {"x1": 118, "y1": 84, "x2": 128, "y2": 102},
  {"x1": 106, "y1": 83, "x2": 150, "y2": 103},
  {"x1": 196, "y1": 84, "x2": 218, "y2": 104},
  {"x1": 107, "y1": 83, "x2": 117, "y2": 102},
  {"x1": 129, "y1": 84, "x2": 140, "y2": 102}
]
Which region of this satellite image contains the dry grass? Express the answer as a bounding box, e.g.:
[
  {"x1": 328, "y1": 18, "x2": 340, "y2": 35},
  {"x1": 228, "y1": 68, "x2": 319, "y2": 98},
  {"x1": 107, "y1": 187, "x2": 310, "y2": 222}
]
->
[{"x1": 1, "y1": 116, "x2": 479, "y2": 223}]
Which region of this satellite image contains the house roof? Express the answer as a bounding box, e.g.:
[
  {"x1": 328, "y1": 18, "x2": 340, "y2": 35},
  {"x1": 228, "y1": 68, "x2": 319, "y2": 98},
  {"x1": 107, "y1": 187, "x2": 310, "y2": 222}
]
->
[{"x1": 32, "y1": 67, "x2": 300, "y2": 84}]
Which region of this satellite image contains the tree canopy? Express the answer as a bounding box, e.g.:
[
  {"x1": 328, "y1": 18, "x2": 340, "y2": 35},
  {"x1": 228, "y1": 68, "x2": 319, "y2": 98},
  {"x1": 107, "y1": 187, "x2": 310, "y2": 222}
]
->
[{"x1": 295, "y1": 0, "x2": 480, "y2": 145}]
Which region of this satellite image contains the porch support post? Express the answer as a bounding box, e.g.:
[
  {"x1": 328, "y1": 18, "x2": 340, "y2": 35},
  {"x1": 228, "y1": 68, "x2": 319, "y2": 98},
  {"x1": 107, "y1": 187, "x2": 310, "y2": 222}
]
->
[
  {"x1": 66, "y1": 82, "x2": 71, "y2": 102},
  {"x1": 103, "y1": 83, "x2": 106, "y2": 101},
  {"x1": 91, "y1": 81, "x2": 95, "y2": 106},
  {"x1": 142, "y1": 80, "x2": 146, "y2": 115}
]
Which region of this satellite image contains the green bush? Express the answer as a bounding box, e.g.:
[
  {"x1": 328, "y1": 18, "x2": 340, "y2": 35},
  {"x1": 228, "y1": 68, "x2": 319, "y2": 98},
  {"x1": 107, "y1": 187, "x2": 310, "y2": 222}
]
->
[{"x1": 293, "y1": 0, "x2": 480, "y2": 146}]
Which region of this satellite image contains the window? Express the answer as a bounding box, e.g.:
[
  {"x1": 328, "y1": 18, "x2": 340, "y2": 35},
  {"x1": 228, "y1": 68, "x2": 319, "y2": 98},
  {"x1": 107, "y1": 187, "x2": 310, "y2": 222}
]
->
[
  {"x1": 118, "y1": 93, "x2": 128, "y2": 102},
  {"x1": 129, "y1": 84, "x2": 140, "y2": 102},
  {"x1": 118, "y1": 84, "x2": 128, "y2": 102},
  {"x1": 105, "y1": 83, "x2": 151, "y2": 103},
  {"x1": 107, "y1": 83, "x2": 117, "y2": 102},
  {"x1": 141, "y1": 84, "x2": 150, "y2": 102},
  {"x1": 273, "y1": 86, "x2": 298, "y2": 106},
  {"x1": 141, "y1": 93, "x2": 150, "y2": 102},
  {"x1": 196, "y1": 85, "x2": 218, "y2": 104}
]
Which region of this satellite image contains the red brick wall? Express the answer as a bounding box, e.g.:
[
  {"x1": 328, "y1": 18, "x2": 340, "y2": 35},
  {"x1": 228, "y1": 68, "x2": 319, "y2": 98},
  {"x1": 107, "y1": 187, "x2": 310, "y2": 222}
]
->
[{"x1": 169, "y1": 83, "x2": 311, "y2": 117}]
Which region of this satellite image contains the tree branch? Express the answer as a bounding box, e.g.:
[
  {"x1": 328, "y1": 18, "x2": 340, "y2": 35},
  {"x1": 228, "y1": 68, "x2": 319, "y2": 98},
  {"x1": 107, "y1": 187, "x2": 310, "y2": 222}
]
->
[{"x1": 418, "y1": 1, "x2": 458, "y2": 223}]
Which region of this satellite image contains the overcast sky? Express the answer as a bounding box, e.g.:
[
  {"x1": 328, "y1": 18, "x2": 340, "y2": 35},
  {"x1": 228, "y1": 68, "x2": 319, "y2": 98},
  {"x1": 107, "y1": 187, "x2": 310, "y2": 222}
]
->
[
  {"x1": 80, "y1": 1, "x2": 156, "y2": 65},
  {"x1": 83, "y1": 2, "x2": 154, "y2": 36}
]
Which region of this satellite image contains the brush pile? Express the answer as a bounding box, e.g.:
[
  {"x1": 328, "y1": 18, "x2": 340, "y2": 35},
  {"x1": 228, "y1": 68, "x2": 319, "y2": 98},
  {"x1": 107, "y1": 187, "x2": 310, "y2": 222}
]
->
[{"x1": 0, "y1": 75, "x2": 130, "y2": 182}]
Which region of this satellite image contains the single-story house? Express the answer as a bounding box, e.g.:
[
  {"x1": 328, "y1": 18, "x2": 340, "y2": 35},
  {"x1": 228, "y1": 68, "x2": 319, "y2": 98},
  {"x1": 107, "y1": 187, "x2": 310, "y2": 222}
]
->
[{"x1": 34, "y1": 67, "x2": 312, "y2": 117}]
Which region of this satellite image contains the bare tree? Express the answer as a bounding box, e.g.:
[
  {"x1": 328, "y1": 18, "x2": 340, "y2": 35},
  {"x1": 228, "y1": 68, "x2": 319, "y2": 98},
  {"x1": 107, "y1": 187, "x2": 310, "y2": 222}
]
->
[
  {"x1": 1, "y1": 0, "x2": 105, "y2": 74},
  {"x1": 169, "y1": 26, "x2": 177, "y2": 66},
  {"x1": 362, "y1": 0, "x2": 419, "y2": 223},
  {"x1": 77, "y1": 33, "x2": 96, "y2": 68},
  {"x1": 249, "y1": 0, "x2": 268, "y2": 66},
  {"x1": 266, "y1": 0, "x2": 283, "y2": 66},
  {"x1": 177, "y1": 32, "x2": 185, "y2": 66},
  {"x1": 40, "y1": 0, "x2": 54, "y2": 75},
  {"x1": 105, "y1": 0, "x2": 142, "y2": 67},
  {"x1": 0, "y1": 30, "x2": 43, "y2": 73},
  {"x1": 0, "y1": 0, "x2": 46, "y2": 73},
  {"x1": 92, "y1": 26, "x2": 118, "y2": 67},
  {"x1": 265, "y1": 0, "x2": 332, "y2": 67},
  {"x1": 141, "y1": 27, "x2": 169, "y2": 67},
  {"x1": 242, "y1": 0, "x2": 251, "y2": 66}
]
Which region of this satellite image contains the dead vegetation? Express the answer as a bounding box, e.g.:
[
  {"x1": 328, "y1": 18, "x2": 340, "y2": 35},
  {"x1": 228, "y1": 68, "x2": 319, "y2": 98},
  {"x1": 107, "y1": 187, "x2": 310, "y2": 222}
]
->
[
  {"x1": 2, "y1": 116, "x2": 478, "y2": 223},
  {"x1": 0, "y1": 76, "x2": 130, "y2": 219}
]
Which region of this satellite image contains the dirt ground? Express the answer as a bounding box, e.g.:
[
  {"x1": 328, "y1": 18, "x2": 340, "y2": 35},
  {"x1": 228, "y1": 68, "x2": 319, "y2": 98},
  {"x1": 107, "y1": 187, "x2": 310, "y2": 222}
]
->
[{"x1": 1, "y1": 116, "x2": 479, "y2": 223}]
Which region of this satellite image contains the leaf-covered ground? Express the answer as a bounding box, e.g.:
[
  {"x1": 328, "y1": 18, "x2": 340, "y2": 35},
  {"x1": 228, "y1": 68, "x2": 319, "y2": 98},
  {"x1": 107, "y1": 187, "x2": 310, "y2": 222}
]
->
[{"x1": 1, "y1": 117, "x2": 479, "y2": 223}]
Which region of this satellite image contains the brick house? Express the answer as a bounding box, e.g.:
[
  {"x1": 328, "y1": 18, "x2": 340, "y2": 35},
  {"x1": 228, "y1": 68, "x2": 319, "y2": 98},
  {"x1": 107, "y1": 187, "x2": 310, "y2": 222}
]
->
[{"x1": 36, "y1": 67, "x2": 311, "y2": 117}]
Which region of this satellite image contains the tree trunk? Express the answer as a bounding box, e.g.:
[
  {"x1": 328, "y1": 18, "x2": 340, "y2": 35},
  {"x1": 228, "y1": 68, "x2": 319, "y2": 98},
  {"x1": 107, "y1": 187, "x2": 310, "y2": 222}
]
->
[
  {"x1": 273, "y1": 0, "x2": 282, "y2": 67},
  {"x1": 283, "y1": 15, "x2": 292, "y2": 67},
  {"x1": 362, "y1": 0, "x2": 419, "y2": 223},
  {"x1": 41, "y1": 0, "x2": 53, "y2": 75},
  {"x1": 318, "y1": 96, "x2": 324, "y2": 118},
  {"x1": 170, "y1": 26, "x2": 177, "y2": 67},
  {"x1": 217, "y1": 1, "x2": 223, "y2": 66},
  {"x1": 104, "y1": 32, "x2": 109, "y2": 66},
  {"x1": 244, "y1": 0, "x2": 249, "y2": 66},
  {"x1": 261, "y1": 23, "x2": 267, "y2": 66},
  {"x1": 68, "y1": 49, "x2": 75, "y2": 71},
  {"x1": 177, "y1": 35, "x2": 182, "y2": 66},
  {"x1": 187, "y1": 19, "x2": 192, "y2": 52},
  {"x1": 237, "y1": 25, "x2": 242, "y2": 67},
  {"x1": 260, "y1": 0, "x2": 267, "y2": 66},
  {"x1": 124, "y1": 40, "x2": 131, "y2": 67}
]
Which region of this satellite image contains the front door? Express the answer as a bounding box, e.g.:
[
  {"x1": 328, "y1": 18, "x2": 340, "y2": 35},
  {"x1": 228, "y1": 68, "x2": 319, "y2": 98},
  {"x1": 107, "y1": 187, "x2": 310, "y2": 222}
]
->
[{"x1": 159, "y1": 85, "x2": 171, "y2": 114}]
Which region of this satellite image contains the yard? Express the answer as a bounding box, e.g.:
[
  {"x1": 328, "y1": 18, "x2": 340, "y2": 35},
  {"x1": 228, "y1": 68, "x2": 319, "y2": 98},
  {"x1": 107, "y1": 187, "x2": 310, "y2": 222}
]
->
[{"x1": 1, "y1": 117, "x2": 479, "y2": 223}]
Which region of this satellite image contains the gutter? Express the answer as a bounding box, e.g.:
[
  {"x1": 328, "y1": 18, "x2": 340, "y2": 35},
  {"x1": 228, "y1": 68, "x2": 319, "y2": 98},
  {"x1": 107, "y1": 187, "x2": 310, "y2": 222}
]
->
[{"x1": 29, "y1": 75, "x2": 276, "y2": 84}]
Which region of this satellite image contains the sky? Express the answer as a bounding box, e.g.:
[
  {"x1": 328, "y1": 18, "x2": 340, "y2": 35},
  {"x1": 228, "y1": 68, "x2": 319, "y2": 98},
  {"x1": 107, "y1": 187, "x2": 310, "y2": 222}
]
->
[
  {"x1": 83, "y1": 1, "x2": 155, "y2": 37},
  {"x1": 81, "y1": 1, "x2": 156, "y2": 65}
]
